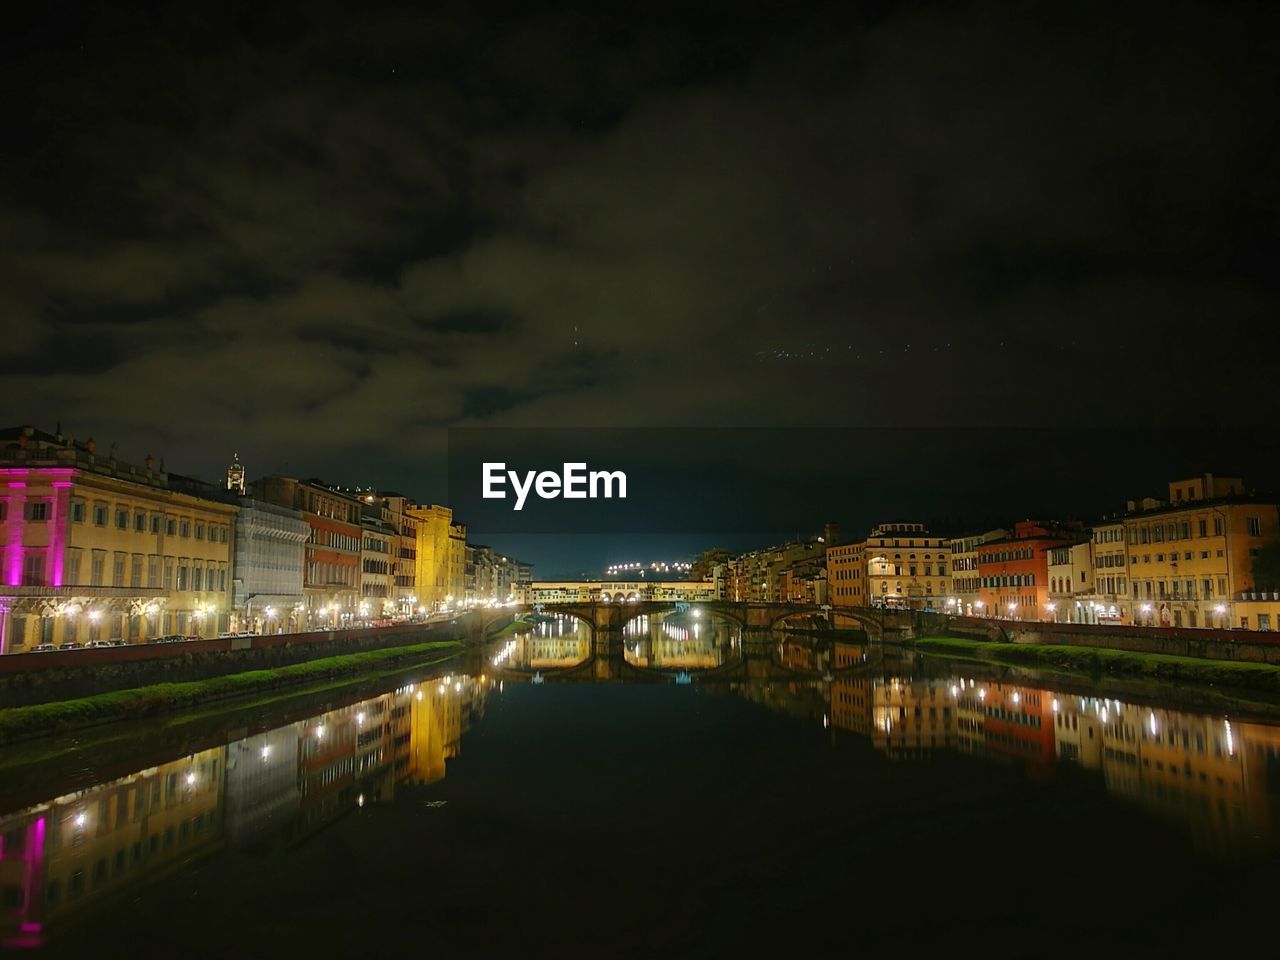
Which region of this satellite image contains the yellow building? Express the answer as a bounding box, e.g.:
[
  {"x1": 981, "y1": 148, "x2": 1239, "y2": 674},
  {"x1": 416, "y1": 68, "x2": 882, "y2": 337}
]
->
[
  {"x1": 1090, "y1": 519, "x2": 1129, "y2": 623},
  {"x1": 1122, "y1": 474, "x2": 1279, "y2": 628},
  {"x1": 945, "y1": 531, "x2": 1006, "y2": 616},
  {"x1": 862, "y1": 522, "x2": 950, "y2": 609},
  {"x1": 406, "y1": 504, "x2": 458, "y2": 611},
  {"x1": 1, "y1": 426, "x2": 236, "y2": 650}
]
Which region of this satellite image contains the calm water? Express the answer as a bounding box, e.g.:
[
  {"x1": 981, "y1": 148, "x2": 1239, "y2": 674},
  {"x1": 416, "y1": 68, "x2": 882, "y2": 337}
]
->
[{"x1": 2, "y1": 613, "x2": 1279, "y2": 956}]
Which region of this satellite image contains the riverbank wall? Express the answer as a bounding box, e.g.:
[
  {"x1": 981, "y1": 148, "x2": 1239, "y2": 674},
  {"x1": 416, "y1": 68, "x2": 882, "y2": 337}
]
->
[{"x1": 0, "y1": 616, "x2": 510, "y2": 707}]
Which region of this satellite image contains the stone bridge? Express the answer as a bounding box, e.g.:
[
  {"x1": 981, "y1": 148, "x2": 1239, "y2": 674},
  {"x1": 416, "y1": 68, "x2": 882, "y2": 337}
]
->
[{"x1": 459, "y1": 601, "x2": 950, "y2": 646}]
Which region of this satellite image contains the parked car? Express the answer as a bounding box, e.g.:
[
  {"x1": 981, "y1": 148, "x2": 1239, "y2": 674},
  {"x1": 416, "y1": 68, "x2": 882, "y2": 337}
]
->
[
  {"x1": 58, "y1": 641, "x2": 84, "y2": 650},
  {"x1": 183, "y1": 635, "x2": 201, "y2": 642},
  {"x1": 29, "y1": 643, "x2": 58, "y2": 653},
  {"x1": 109, "y1": 639, "x2": 128, "y2": 647},
  {"x1": 86, "y1": 639, "x2": 115, "y2": 649}
]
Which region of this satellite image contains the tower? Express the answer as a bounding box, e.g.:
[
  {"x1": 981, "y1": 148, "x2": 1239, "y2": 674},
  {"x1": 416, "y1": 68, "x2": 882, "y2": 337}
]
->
[{"x1": 227, "y1": 453, "x2": 246, "y2": 494}]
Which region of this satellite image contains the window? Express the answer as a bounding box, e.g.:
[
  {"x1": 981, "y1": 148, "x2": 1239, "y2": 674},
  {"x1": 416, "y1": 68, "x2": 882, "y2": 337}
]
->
[
  {"x1": 166, "y1": 518, "x2": 177, "y2": 536},
  {"x1": 91, "y1": 552, "x2": 106, "y2": 586},
  {"x1": 195, "y1": 522, "x2": 205, "y2": 541},
  {"x1": 134, "y1": 511, "x2": 146, "y2": 532},
  {"x1": 192, "y1": 566, "x2": 203, "y2": 591},
  {"x1": 176, "y1": 562, "x2": 189, "y2": 591},
  {"x1": 179, "y1": 519, "x2": 191, "y2": 537},
  {"x1": 150, "y1": 514, "x2": 161, "y2": 534},
  {"x1": 22, "y1": 552, "x2": 45, "y2": 586},
  {"x1": 113, "y1": 553, "x2": 126, "y2": 587},
  {"x1": 71, "y1": 500, "x2": 86, "y2": 522},
  {"x1": 67, "y1": 549, "x2": 82, "y2": 585},
  {"x1": 26, "y1": 501, "x2": 50, "y2": 521},
  {"x1": 1247, "y1": 517, "x2": 1262, "y2": 537},
  {"x1": 130, "y1": 555, "x2": 143, "y2": 587},
  {"x1": 163, "y1": 558, "x2": 175, "y2": 590},
  {"x1": 1198, "y1": 519, "x2": 1207, "y2": 537},
  {"x1": 116, "y1": 508, "x2": 129, "y2": 529},
  {"x1": 147, "y1": 555, "x2": 160, "y2": 587}
]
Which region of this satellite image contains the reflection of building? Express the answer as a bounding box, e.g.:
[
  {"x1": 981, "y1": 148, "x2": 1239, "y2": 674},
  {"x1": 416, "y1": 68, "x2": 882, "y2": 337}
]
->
[
  {"x1": 510, "y1": 618, "x2": 591, "y2": 669},
  {"x1": 0, "y1": 747, "x2": 226, "y2": 944},
  {"x1": 0, "y1": 673, "x2": 492, "y2": 947},
  {"x1": 829, "y1": 643, "x2": 873, "y2": 738},
  {"x1": 224, "y1": 726, "x2": 302, "y2": 842},
  {"x1": 1050, "y1": 695, "x2": 1278, "y2": 852},
  {"x1": 871, "y1": 678, "x2": 958, "y2": 756},
  {"x1": 1, "y1": 425, "x2": 237, "y2": 650},
  {"x1": 623, "y1": 615, "x2": 737, "y2": 669},
  {"x1": 405, "y1": 675, "x2": 487, "y2": 786}
]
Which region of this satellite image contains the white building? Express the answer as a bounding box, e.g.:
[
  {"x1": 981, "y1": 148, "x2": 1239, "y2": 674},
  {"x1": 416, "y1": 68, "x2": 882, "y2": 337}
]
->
[{"x1": 231, "y1": 498, "x2": 310, "y2": 633}]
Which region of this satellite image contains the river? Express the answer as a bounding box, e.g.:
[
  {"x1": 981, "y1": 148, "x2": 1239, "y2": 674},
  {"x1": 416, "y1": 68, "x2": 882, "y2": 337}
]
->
[{"x1": 1, "y1": 613, "x2": 1277, "y2": 955}]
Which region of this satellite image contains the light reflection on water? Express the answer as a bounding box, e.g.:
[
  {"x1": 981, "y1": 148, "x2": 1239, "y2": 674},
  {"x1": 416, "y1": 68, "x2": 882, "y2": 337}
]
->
[{"x1": 2, "y1": 622, "x2": 1279, "y2": 948}]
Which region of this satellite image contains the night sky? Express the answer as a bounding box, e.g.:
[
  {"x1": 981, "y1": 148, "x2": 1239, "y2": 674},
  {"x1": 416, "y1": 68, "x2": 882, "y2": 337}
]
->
[{"x1": 5, "y1": 1, "x2": 1279, "y2": 574}]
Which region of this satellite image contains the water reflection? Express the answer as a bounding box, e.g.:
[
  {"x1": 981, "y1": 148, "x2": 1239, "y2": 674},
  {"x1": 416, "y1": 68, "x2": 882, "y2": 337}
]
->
[
  {"x1": 4, "y1": 629, "x2": 1280, "y2": 947},
  {"x1": 817, "y1": 641, "x2": 1280, "y2": 854},
  {"x1": 488, "y1": 614, "x2": 591, "y2": 672},
  {"x1": 0, "y1": 675, "x2": 488, "y2": 948},
  {"x1": 622, "y1": 612, "x2": 741, "y2": 670}
]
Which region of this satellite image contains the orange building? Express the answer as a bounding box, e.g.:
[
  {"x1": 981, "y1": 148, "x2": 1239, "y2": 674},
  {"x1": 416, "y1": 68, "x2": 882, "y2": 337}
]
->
[
  {"x1": 826, "y1": 541, "x2": 865, "y2": 608},
  {"x1": 977, "y1": 520, "x2": 1082, "y2": 621}
]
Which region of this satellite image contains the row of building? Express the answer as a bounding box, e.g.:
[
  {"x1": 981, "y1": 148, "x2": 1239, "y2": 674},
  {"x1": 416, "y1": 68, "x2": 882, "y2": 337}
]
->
[
  {"x1": 716, "y1": 473, "x2": 1280, "y2": 631},
  {"x1": 0, "y1": 425, "x2": 531, "y2": 652}
]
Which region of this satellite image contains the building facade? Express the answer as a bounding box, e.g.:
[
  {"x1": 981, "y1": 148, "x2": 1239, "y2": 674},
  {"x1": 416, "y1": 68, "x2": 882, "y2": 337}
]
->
[
  {"x1": 230, "y1": 498, "x2": 310, "y2": 634},
  {"x1": 976, "y1": 521, "x2": 1081, "y2": 621},
  {"x1": 946, "y1": 529, "x2": 1006, "y2": 616},
  {"x1": 862, "y1": 523, "x2": 950, "y2": 609},
  {"x1": 1047, "y1": 541, "x2": 1096, "y2": 623},
  {"x1": 252, "y1": 477, "x2": 362, "y2": 629},
  {"x1": 2, "y1": 426, "x2": 235, "y2": 650},
  {"x1": 1122, "y1": 475, "x2": 1279, "y2": 629}
]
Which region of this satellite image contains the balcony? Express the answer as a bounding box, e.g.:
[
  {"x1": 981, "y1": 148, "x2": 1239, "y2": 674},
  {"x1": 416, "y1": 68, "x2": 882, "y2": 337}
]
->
[{"x1": 0, "y1": 584, "x2": 168, "y2": 600}]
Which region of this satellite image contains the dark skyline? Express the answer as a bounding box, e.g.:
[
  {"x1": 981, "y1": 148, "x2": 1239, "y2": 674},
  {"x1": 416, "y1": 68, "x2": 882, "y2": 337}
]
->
[{"x1": 6, "y1": 1, "x2": 1280, "y2": 572}]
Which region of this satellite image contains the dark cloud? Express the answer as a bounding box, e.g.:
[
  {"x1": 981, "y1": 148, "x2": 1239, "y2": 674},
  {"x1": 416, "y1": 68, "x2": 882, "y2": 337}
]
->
[{"x1": 4, "y1": 0, "x2": 1279, "y2": 563}]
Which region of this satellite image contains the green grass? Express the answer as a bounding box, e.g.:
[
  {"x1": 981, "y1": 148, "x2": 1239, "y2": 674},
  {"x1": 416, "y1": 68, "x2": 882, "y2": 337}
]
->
[
  {"x1": 0, "y1": 639, "x2": 463, "y2": 744},
  {"x1": 914, "y1": 636, "x2": 1280, "y2": 695}
]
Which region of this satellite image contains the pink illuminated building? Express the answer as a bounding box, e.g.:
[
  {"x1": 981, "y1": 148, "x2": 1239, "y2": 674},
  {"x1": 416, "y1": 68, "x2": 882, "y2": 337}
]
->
[{"x1": 0, "y1": 425, "x2": 237, "y2": 651}]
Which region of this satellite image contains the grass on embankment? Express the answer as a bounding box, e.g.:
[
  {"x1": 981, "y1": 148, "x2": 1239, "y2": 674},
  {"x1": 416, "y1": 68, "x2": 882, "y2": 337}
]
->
[
  {"x1": 0, "y1": 639, "x2": 462, "y2": 745},
  {"x1": 915, "y1": 636, "x2": 1280, "y2": 695}
]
